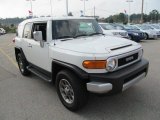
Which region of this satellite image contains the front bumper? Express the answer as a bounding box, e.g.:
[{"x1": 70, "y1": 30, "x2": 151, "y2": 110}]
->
[
  {"x1": 86, "y1": 59, "x2": 149, "y2": 94},
  {"x1": 149, "y1": 34, "x2": 157, "y2": 39},
  {"x1": 130, "y1": 35, "x2": 144, "y2": 41}
]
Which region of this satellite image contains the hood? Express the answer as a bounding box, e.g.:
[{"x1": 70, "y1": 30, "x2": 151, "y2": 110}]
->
[
  {"x1": 52, "y1": 35, "x2": 138, "y2": 54},
  {"x1": 126, "y1": 29, "x2": 143, "y2": 33},
  {"x1": 143, "y1": 29, "x2": 157, "y2": 35},
  {"x1": 103, "y1": 30, "x2": 127, "y2": 37},
  {"x1": 103, "y1": 29, "x2": 126, "y2": 33}
]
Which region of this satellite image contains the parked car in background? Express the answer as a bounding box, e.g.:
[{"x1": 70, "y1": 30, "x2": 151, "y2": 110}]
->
[
  {"x1": 0, "y1": 28, "x2": 6, "y2": 35},
  {"x1": 144, "y1": 24, "x2": 160, "y2": 37},
  {"x1": 99, "y1": 23, "x2": 129, "y2": 39},
  {"x1": 132, "y1": 25, "x2": 157, "y2": 40},
  {"x1": 123, "y1": 25, "x2": 145, "y2": 42}
]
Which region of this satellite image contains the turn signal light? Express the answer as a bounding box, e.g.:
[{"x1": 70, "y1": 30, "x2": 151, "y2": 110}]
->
[{"x1": 83, "y1": 60, "x2": 106, "y2": 69}]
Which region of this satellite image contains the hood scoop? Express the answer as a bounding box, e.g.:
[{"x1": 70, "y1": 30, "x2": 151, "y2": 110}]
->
[{"x1": 110, "y1": 44, "x2": 132, "y2": 51}]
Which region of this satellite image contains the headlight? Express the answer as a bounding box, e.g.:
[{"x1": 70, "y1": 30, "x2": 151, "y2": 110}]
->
[
  {"x1": 139, "y1": 49, "x2": 143, "y2": 59},
  {"x1": 133, "y1": 33, "x2": 139, "y2": 36},
  {"x1": 113, "y1": 32, "x2": 119, "y2": 35},
  {"x1": 106, "y1": 58, "x2": 117, "y2": 71}
]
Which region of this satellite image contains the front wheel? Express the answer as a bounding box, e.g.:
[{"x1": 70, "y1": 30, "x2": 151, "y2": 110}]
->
[
  {"x1": 56, "y1": 70, "x2": 88, "y2": 111},
  {"x1": 17, "y1": 53, "x2": 30, "y2": 76}
]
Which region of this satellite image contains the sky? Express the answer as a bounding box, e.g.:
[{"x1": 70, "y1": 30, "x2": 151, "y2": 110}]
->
[{"x1": 0, "y1": 0, "x2": 159, "y2": 18}]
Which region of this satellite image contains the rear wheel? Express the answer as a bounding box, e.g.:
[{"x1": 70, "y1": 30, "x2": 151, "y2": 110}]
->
[
  {"x1": 17, "y1": 53, "x2": 30, "y2": 76},
  {"x1": 56, "y1": 70, "x2": 88, "y2": 111}
]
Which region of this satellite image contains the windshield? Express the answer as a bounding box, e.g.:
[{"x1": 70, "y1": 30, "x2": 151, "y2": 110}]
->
[
  {"x1": 125, "y1": 25, "x2": 140, "y2": 30},
  {"x1": 100, "y1": 24, "x2": 116, "y2": 30},
  {"x1": 112, "y1": 24, "x2": 125, "y2": 30},
  {"x1": 138, "y1": 25, "x2": 151, "y2": 30},
  {"x1": 52, "y1": 19, "x2": 102, "y2": 39},
  {"x1": 124, "y1": 25, "x2": 133, "y2": 30},
  {"x1": 152, "y1": 25, "x2": 160, "y2": 29}
]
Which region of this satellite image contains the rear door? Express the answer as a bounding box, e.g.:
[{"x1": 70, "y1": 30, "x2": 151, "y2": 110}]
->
[{"x1": 21, "y1": 22, "x2": 33, "y2": 61}]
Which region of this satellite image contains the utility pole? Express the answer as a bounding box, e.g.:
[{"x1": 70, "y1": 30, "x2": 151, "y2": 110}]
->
[
  {"x1": 66, "y1": 0, "x2": 68, "y2": 16},
  {"x1": 83, "y1": 0, "x2": 86, "y2": 16},
  {"x1": 50, "y1": 0, "x2": 53, "y2": 17},
  {"x1": 81, "y1": 0, "x2": 88, "y2": 16},
  {"x1": 26, "y1": 0, "x2": 35, "y2": 16},
  {"x1": 141, "y1": 0, "x2": 144, "y2": 24},
  {"x1": 94, "y1": 6, "x2": 95, "y2": 18},
  {"x1": 126, "y1": 0, "x2": 133, "y2": 24}
]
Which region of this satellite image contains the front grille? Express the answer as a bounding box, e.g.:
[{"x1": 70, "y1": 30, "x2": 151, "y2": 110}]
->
[{"x1": 118, "y1": 53, "x2": 139, "y2": 67}]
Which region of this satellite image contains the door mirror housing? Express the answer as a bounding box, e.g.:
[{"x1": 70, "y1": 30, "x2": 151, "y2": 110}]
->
[
  {"x1": 33, "y1": 31, "x2": 43, "y2": 41},
  {"x1": 33, "y1": 31, "x2": 44, "y2": 47}
]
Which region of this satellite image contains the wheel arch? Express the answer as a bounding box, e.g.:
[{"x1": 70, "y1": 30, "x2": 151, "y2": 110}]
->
[
  {"x1": 52, "y1": 59, "x2": 89, "y2": 82},
  {"x1": 15, "y1": 47, "x2": 27, "y2": 62}
]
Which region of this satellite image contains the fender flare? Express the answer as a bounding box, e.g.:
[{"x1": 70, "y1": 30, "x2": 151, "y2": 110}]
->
[
  {"x1": 14, "y1": 47, "x2": 27, "y2": 62},
  {"x1": 52, "y1": 59, "x2": 89, "y2": 80}
]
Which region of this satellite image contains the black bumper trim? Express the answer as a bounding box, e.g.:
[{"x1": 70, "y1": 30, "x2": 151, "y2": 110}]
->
[{"x1": 89, "y1": 59, "x2": 149, "y2": 94}]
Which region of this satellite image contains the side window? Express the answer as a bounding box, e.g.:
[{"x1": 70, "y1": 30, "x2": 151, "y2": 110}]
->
[
  {"x1": 23, "y1": 23, "x2": 32, "y2": 39},
  {"x1": 32, "y1": 23, "x2": 47, "y2": 41}
]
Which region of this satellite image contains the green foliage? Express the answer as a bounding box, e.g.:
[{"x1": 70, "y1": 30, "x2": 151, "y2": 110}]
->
[
  {"x1": 0, "y1": 17, "x2": 25, "y2": 26},
  {"x1": 105, "y1": 9, "x2": 160, "y2": 24},
  {"x1": 0, "y1": 17, "x2": 25, "y2": 33}
]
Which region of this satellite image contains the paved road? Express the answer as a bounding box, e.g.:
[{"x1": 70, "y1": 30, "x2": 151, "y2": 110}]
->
[{"x1": 0, "y1": 34, "x2": 160, "y2": 120}]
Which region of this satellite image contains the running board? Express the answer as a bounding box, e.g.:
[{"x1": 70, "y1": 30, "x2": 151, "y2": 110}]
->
[{"x1": 27, "y1": 66, "x2": 52, "y2": 82}]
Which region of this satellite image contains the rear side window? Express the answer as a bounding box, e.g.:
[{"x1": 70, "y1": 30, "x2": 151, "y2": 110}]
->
[{"x1": 23, "y1": 23, "x2": 32, "y2": 39}]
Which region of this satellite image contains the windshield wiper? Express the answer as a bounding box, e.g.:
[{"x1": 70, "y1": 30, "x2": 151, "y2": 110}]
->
[
  {"x1": 89, "y1": 33, "x2": 104, "y2": 36},
  {"x1": 73, "y1": 34, "x2": 88, "y2": 38}
]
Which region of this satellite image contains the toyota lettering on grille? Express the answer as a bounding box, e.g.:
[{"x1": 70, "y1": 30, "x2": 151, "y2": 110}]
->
[{"x1": 126, "y1": 56, "x2": 134, "y2": 62}]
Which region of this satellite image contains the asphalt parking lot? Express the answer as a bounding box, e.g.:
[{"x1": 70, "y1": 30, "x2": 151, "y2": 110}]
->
[{"x1": 0, "y1": 34, "x2": 160, "y2": 120}]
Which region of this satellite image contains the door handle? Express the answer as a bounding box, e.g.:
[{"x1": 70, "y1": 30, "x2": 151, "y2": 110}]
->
[{"x1": 28, "y1": 44, "x2": 32, "y2": 48}]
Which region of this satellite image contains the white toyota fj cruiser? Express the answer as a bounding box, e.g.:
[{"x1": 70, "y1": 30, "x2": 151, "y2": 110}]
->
[{"x1": 14, "y1": 17, "x2": 149, "y2": 111}]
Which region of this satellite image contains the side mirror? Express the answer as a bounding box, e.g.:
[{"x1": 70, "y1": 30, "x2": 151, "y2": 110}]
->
[{"x1": 33, "y1": 31, "x2": 44, "y2": 47}]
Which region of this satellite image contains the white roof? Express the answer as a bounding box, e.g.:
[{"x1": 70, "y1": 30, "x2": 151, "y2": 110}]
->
[
  {"x1": 99, "y1": 22, "x2": 109, "y2": 24},
  {"x1": 19, "y1": 16, "x2": 95, "y2": 26}
]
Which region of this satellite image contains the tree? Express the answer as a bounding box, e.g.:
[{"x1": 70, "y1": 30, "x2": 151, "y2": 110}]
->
[
  {"x1": 11, "y1": 24, "x2": 14, "y2": 28},
  {"x1": 149, "y1": 9, "x2": 159, "y2": 23},
  {"x1": 109, "y1": 17, "x2": 114, "y2": 23},
  {"x1": 68, "y1": 12, "x2": 73, "y2": 16},
  {"x1": 118, "y1": 13, "x2": 127, "y2": 24}
]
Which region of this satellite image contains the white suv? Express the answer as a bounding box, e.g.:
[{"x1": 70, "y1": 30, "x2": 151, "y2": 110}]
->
[{"x1": 14, "y1": 17, "x2": 149, "y2": 111}]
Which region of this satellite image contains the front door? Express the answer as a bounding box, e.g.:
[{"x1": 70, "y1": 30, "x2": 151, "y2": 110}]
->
[{"x1": 27, "y1": 22, "x2": 50, "y2": 72}]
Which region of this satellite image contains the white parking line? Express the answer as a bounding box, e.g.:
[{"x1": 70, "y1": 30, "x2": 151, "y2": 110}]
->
[{"x1": 0, "y1": 47, "x2": 18, "y2": 69}]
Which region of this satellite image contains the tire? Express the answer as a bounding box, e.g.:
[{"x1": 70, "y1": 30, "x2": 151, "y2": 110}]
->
[
  {"x1": 17, "y1": 53, "x2": 30, "y2": 76},
  {"x1": 144, "y1": 33, "x2": 148, "y2": 40},
  {"x1": 56, "y1": 70, "x2": 88, "y2": 111}
]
